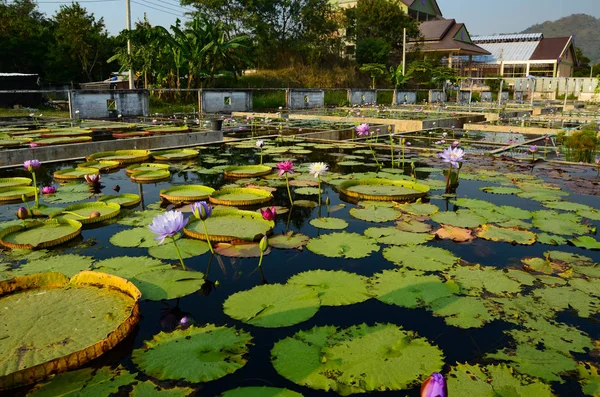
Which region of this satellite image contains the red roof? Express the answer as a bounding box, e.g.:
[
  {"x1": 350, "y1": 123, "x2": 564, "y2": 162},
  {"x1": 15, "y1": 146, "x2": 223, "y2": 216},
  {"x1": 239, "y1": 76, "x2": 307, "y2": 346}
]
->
[
  {"x1": 530, "y1": 37, "x2": 571, "y2": 60},
  {"x1": 412, "y1": 19, "x2": 491, "y2": 56}
]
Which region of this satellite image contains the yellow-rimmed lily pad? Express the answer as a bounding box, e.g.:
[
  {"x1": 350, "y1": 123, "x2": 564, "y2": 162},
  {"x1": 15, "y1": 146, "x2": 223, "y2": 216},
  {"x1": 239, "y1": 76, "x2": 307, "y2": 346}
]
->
[
  {"x1": 476, "y1": 224, "x2": 536, "y2": 245},
  {"x1": 223, "y1": 165, "x2": 272, "y2": 178},
  {"x1": 152, "y1": 149, "x2": 199, "y2": 161},
  {"x1": 98, "y1": 194, "x2": 141, "y2": 207},
  {"x1": 0, "y1": 139, "x2": 29, "y2": 148},
  {"x1": 50, "y1": 202, "x2": 121, "y2": 225},
  {"x1": 144, "y1": 125, "x2": 190, "y2": 134},
  {"x1": 0, "y1": 219, "x2": 82, "y2": 249},
  {"x1": 209, "y1": 187, "x2": 273, "y2": 206},
  {"x1": 0, "y1": 186, "x2": 37, "y2": 202},
  {"x1": 53, "y1": 167, "x2": 99, "y2": 181},
  {"x1": 77, "y1": 160, "x2": 121, "y2": 172},
  {"x1": 86, "y1": 150, "x2": 151, "y2": 164},
  {"x1": 40, "y1": 128, "x2": 93, "y2": 137},
  {"x1": 339, "y1": 178, "x2": 429, "y2": 202},
  {"x1": 0, "y1": 271, "x2": 140, "y2": 389},
  {"x1": 184, "y1": 209, "x2": 274, "y2": 242},
  {"x1": 160, "y1": 185, "x2": 215, "y2": 203},
  {"x1": 126, "y1": 162, "x2": 170, "y2": 175},
  {"x1": 34, "y1": 136, "x2": 92, "y2": 146},
  {"x1": 130, "y1": 169, "x2": 171, "y2": 183},
  {"x1": 0, "y1": 177, "x2": 31, "y2": 188}
]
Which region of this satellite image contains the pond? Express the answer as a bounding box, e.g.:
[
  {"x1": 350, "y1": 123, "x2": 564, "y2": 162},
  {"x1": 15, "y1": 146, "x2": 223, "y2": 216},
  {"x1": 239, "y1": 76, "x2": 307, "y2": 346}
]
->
[{"x1": 0, "y1": 136, "x2": 599, "y2": 397}]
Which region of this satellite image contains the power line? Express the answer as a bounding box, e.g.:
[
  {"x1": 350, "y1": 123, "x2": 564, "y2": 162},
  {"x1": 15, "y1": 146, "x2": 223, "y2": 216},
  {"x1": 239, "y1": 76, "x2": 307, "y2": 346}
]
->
[
  {"x1": 143, "y1": 0, "x2": 191, "y2": 15},
  {"x1": 158, "y1": 0, "x2": 196, "y2": 13},
  {"x1": 131, "y1": 0, "x2": 185, "y2": 17}
]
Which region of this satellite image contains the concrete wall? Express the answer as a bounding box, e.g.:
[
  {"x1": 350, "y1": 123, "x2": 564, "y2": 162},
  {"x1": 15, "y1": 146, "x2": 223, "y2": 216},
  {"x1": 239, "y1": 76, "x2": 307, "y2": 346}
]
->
[
  {"x1": 481, "y1": 92, "x2": 492, "y2": 102},
  {"x1": 69, "y1": 90, "x2": 149, "y2": 119},
  {"x1": 348, "y1": 89, "x2": 377, "y2": 105},
  {"x1": 462, "y1": 123, "x2": 561, "y2": 136},
  {"x1": 287, "y1": 89, "x2": 324, "y2": 109},
  {"x1": 0, "y1": 130, "x2": 223, "y2": 167},
  {"x1": 394, "y1": 91, "x2": 417, "y2": 104},
  {"x1": 201, "y1": 90, "x2": 252, "y2": 113},
  {"x1": 428, "y1": 91, "x2": 446, "y2": 103}
]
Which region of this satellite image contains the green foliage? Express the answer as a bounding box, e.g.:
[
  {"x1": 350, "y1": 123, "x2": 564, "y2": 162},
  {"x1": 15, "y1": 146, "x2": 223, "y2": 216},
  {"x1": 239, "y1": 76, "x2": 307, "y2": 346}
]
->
[
  {"x1": 556, "y1": 124, "x2": 599, "y2": 163},
  {"x1": 356, "y1": 38, "x2": 391, "y2": 66}
]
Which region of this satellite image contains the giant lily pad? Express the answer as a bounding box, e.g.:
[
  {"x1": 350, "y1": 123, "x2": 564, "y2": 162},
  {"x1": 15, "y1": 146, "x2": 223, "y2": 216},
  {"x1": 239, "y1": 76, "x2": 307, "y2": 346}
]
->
[
  {"x1": 86, "y1": 150, "x2": 151, "y2": 164},
  {"x1": 209, "y1": 187, "x2": 273, "y2": 206},
  {"x1": 224, "y1": 165, "x2": 272, "y2": 178},
  {"x1": 51, "y1": 202, "x2": 120, "y2": 225},
  {"x1": 132, "y1": 324, "x2": 252, "y2": 383},
  {"x1": 287, "y1": 270, "x2": 372, "y2": 306},
  {"x1": 77, "y1": 160, "x2": 121, "y2": 172},
  {"x1": 0, "y1": 272, "x2": 140, "y2": 389},
  {"x1": 0, "y1": 219, "x2": 82, "y2": 249},
  {"x1": 160, "y1": 185, "x2": 215, "y2": 203},
  {"x1": 43, "y1": 183, "x2": 91, "y2": 204},
  {"x1": 184, "y1": 209, "x2": 274, "y2": 242},
  {"x1": 0, "y1": 186, "x2": 37, "y2": 202},
  {"x1": 306, "y1": 232, "x2": 380, "y2": 259},
  {"x1": 152, "y1": 149, "x2": 199, "y2": 161},
  {"x1": 34, "y1": 136, "x2": 92, "y2": 146},
  {"x1": 130, "y1": 169, "x2": 171, "y2": 183},
  {"x1": 98, "y1": 194, "x2": 141, "y2": 208},
  {"x1": 126, "y1": 163, "x2": 170, "y2": 175},
  {"x1": 271, "y1": 323, "x2": 444, "y2": 395},
  {"x1": 0, "y1": 177, "x2": 31, "y2": 188},
  {"x1": 339, "y1": 178, "x2": 429, "y2": 201},
  {"x1": 0, "y1": 254, "x2": 93, "y2": 279},
  {"x1": 476, "y1": 224, "x2": 536, "y2": 245},
  {"x1": 53, "y1": 167, "x2": 99, "y2": 181},
  {"x1": 224, "y1": 284, "x2": 320, "y2": 327},
  {"x1": 364, "y1": 227, "x2": 434, "y2": 245}
]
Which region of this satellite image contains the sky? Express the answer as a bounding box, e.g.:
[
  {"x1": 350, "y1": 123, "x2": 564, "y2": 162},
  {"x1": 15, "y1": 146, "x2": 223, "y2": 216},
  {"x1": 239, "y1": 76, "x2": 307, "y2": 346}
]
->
[{"x1": 34, "y1": 0, "x2": 600, "y2": 36}]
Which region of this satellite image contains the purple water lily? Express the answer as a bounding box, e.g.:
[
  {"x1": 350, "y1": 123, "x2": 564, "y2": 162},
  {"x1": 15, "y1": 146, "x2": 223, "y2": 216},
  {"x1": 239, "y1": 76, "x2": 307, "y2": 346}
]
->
[
  {"x1": 355, "y1": 123, "x2": 370, "y2": 136},
  {"x1": 191, "y1": 201, "x2": 212, "y2": 221},
  {"x1": 438, "y1": 146, "x2": 465, "y2": 167},
  {"x1": 42, "y1": 186, "x2": 56, "y2": 194},
  {"x1": 148, "y1": 211, "x2": 188, "y2": 245},
  {"x1": 421, "y1": 373, "x2": 447, "y2": 397},
  {"x1": 23, "y1": 160, "x2": 41, "y2": 172}
]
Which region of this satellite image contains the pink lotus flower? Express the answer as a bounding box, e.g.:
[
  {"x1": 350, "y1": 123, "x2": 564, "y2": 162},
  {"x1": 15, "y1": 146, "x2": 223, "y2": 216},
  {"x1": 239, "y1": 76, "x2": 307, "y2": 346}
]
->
[
  {"x1": 421, "y1": 373, "x2": 447, "y2": 397},
  {"x1": 42, "y1": 186, "x2": 56, "y2": 194},
  {"x1": 277, "y1": 161, "x2": 294, "y2": 176},
  {"x1": 355, "y1": 123, "x2": 370, "y2": 136},
  {"x1": 23, "y1": 160, "x2": 41, "y2": 171},
  {"x1": 259, "y1": 206, "x2": 277, "y2": 221},
  {"x1": 29, "y1": 143, "x2": 38, "y2": 148}
]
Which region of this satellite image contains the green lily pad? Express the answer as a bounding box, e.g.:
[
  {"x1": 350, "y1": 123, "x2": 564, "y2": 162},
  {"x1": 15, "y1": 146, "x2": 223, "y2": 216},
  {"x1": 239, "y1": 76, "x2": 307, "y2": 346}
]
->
[
  {"x1": 152, "y1": 149, "x2": 199, "y2": 161},
  {"x1": 93, "y1": 256, "x2": 170, "y2": 279},
  {"x1": 294, "y1": 187, "x2": 322, "y2": 196},
  {"x1": 221, "y1": 387, "x2": 303, "y2": 397},
  {"x1": 370, "y1": 269, "x2": 459, "y2": 309},
  {"x1": 339, "y1": 178, "x2": 429, "y2": 201},
  {"x1": 86, "y1": 150, "x2": 151, "y2": 164},
  {"x1": 268, "y1": 232, "x2": 310, "y2": 249},
  {"x1": 350, "y1": 204, "x2": 401, "y2": 222},
  {"x1": 577, "y1": 209, "x2": 600, "y2": 221},
  {"x1": 98, "y1": 194, "x2": 141, "y2": 207},
  {"x1": 224, "y1": 165, "x2": 272, "y2": 178},
  {"x1": 110, "y1": 227, "x2": 160, "y2": 248},
  {"x1": 395, "y1": 217, "x2": 433, "y2": 233},
  {"x1": 364, "y1": 227, "x2": 434, "y2": 245},
  {"x1": 132, "y1": 324, "x2": 252, "y2": 383},
  {"x1": 537, "y1": 233, "x2": 568, "y2": 245},
  {"x1": 130, "y1": 169, "x2": 171, "y2": 183},
  {"x1": 0, "y1": 177, "x2": 32, "y2": 188},
  {"x1": 28, "y1": 366, "x2": 136, "y2": 397},
  {"x1": 223, "y1": 284, "x2": 320, "y2": 328},
  {"x1": 148, "y1": 238, "x2": 211, "y2": 260},
  {"x1": 130, "y1": 380, "x2": 194, "y2": 397},
  {"x1": 450, "y1": 198, "x2": 495, "y2": 209},
  {"x1": 533, "y1": 285, "x2": 598, "y2": 318},
  {"x1": 382, "y1": 246, "x2": 458, "y2": 271},
  {"x1": 543, "y1": 201, "x2": 595, "y2": 212},
  {"x1": 184, "y1": 209, "x2": 274, "y2": 242},
  {"x1": 53, "y1": 167, "x2": 99, "y2": 181},
  {"x1": 117, "y1": 210, "x2": 164, "y2": 227},
  {"x1": 214, "y1": 242, "x2": 269, "y2": 257},
  {"x1": 431, "y1": 210, "x2": 486, "y2": 228},
  {"x1": 480, "y1": 186, "x2": 522, "y2": 195},
  {"x1": 77, "y1": 160, "x2": 121, "y2": 172},
  {"x1": 43, "y1": 183, "x2": 92, "y2": 204},
  {"x1": 309, "y1": 217, "x2": 348, "y2": 230},
  {"x1": 395, "y1": 202, "x2": 439, "y2": 216},
  {"x1": 160, "y1": 185, "x2": 215, "y2": 203},
  {"x1": 432, "y1": 295, "x2": 496, "y2": 328},
  {"x1": 1, "y1": 254, "x2": 93, "y2": 279},
  {"x1": 0, "y1": 186, "x2": 37, "y2": 202},
  {"x1": 287, "y1": 270, "x2": 372, "y2": 306},
  {"x1": 306, "y1": 232, "x2": 380, "y2": 259},
  {"x1": 0, "y1": 219, "x2": 82, "y2": 250},
  {"x1": 476, "y1": 224, "x2": 536, "y2": 245},
  {"x1": 126, "y1": 163, "x2": 170, "y2": 175},
  {"x1": 51, "y1": 202, "x2": 120, "y2": 224},
  {"x1": 209, "y1": 187, "x2": 273, "y2": 206},
  {"x1": 448, "y1": 264, "x2": 523, "y2": 296},
  {"x1": 577, "y1": 363, "x2": 600, "y2": 397},
  {"x1": 532, "y1": 210, "x2": 588, "y2": 235},
  {"x1": 570, "y1": 236, "x2": 600, "y2": 250},
  {"x1": 447, "y1": 363, "x2": 554, "y2": 397},
  {"x1": 271, "y1": 323, "x2": 444, "y2": 394}
]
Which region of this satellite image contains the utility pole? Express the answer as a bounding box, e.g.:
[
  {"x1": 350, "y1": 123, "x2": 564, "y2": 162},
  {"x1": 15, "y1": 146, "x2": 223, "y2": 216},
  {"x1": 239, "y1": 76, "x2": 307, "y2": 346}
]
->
[
  {"x1": 126, "y1": 0, "x2": 134, "y2": 89},
  {"x1": 402, "y1": 28, "x2": 406, "y2": 76}
]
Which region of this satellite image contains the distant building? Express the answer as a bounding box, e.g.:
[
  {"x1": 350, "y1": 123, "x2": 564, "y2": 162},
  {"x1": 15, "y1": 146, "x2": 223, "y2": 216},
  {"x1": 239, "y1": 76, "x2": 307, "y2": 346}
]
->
[
  {"x1": 337, "y1": 0, "x2": 443, "y2": 21},
  {"x1": 0, "y1": 73, "x2": 41, "y2": 108},
  {"x1": 458, "y1": 33, "x2": 577, "y2": 78}
]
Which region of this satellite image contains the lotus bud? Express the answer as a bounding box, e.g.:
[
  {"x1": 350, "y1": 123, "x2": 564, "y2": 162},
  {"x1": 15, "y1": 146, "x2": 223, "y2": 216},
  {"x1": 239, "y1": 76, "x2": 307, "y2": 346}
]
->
[
  {"x1": 89, "y1": 211, "x2": 101, "y2": 219},
  {"x1": 421, "y1": 372, "x2": 447, "y2": 397},
  {"x1": 21, "y1": 194, "x2": 27, "y2": 203},
  {"x1": 325, "y1": 197, "x2": 330, "y2": 206},
  {"x1": 259, "y1": 235, "x2": 268, "y2": 253},
  {"x1": 17, "y1": 207, "x2": 29, "y2": 220}
]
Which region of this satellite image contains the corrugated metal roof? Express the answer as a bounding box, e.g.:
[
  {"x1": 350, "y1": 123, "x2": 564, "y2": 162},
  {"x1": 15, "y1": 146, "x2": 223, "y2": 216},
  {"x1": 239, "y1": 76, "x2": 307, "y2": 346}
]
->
[
  {"x1": 472, "y1": 40, "x2": 540, "y2": 62},
  {"x1": 473, "y1": 33, "x2": 543, "y2": 43},
  {"x1": 0, "y1": 73, "x2": 38, "y2": 77}
]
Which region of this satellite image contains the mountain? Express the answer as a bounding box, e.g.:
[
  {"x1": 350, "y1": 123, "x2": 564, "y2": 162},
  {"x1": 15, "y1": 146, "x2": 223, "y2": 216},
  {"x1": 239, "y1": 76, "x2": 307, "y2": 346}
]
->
[{"x1": 521, "y1": 14, "x2": 600, "y2": 63}]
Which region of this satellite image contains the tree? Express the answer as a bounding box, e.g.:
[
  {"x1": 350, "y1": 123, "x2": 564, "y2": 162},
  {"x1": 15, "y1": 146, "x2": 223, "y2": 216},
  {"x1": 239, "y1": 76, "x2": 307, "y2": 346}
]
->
[
  {"x1": 356, "y1": 38, "x2": 391, "y2": 65},
  {"x1": 359, "y1": 63, "x2": 387, "y2": 89},
  {"x1": 52, "y1": 3, "x2": 112, "y2": 82}
]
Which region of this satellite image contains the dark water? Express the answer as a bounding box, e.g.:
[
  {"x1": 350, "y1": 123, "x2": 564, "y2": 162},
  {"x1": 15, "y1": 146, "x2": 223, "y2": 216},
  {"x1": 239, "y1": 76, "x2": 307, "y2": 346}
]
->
[{"x1": 0, "y1": 142, "x2": 599, "y2": 396}]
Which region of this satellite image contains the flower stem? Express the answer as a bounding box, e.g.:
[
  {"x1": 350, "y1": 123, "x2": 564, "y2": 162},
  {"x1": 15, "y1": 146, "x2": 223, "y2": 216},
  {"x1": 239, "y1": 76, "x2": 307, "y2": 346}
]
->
[
  {"x1": 32, "y1": 171, "x2": 38, "y2": 208},
  {"x1": 317, "y1": 177, "x2": 322, "y2": 207},
  {"x1": 171, "y1": 235, "x2": 186, "y2": 270},
  {"x1": 368, "y1": 142, "x2": 381, "y2": 168},
  {"x1": 285, "y1": 173, "x2": 293, "y2": 207},
  {"x1": 201, "y1": 219, "x2": 215, "y2": 254},
  {"x1": 257, "y1": 251, "x2": 264, "y2": 268},
  {"x1": 260, "y1": 148, "x2": 263, "y2": 165},
  {"x1": 390, "y1": 137, "x2": 394, "y2": 169},
  {"x1": 446, "y1": 165, "x2": 452, "y2": 191}
]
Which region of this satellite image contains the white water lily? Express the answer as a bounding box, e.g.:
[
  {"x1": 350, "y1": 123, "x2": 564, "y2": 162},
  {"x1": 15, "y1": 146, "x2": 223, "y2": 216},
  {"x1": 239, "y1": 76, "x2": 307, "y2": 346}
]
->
[{"x1": 309, "y1": 162, "x2": 329, "y2": 178}]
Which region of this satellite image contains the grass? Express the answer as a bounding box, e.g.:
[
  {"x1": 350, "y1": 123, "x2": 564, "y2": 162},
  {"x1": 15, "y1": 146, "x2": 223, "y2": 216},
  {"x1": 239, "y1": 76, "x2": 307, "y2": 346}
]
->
[
  {"x1": 253, "y1": 91, "x2": 286, "y2": 110},
  {"x1": 0, "y1": 108, "x2": 69, "y2": 118},
  {"x1": 324, "y1": 90, "x2": 349, "y2": 107},
  {"x1": 377, "y1": 91, "x2": 393, "y2": 105}
]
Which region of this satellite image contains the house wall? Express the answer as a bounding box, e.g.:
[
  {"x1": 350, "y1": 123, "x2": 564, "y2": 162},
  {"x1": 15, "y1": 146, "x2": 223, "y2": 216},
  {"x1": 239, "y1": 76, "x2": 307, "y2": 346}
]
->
[
  {"x1": 69, "y1": 90, "x2": 149, "y2": 119},
  {"x1": 286, "y1": 89, "x2": 325, "y2": 109},
  {"x1": 201, "y1": 90, "x2": 252, "y2": 113}
]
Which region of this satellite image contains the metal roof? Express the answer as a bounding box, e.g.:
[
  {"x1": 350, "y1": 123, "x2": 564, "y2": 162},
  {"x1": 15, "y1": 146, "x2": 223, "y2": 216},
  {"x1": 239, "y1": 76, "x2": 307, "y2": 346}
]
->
[
  {"x1": 472, "y1": 33, "x2": 543, "y2": 43},
  {"x1": 0, "y1": 73, "x2": 38, "y2": 77},
  {"x1": 471, "y1": 40, "x2": 540, "y2": 63}
]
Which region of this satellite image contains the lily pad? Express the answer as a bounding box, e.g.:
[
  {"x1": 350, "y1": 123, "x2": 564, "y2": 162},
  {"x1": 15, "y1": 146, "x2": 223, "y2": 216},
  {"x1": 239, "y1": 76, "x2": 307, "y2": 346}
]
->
[
  {"x1": 0, "y1": 177, "x2": 32, "y2": 188},
  {"x1": 476, "y1": 224, "x2": 536, "y2": 245},
  {"x1": 448, "y1": 265, "x2": 523, "y2": 296},
  {"x1": 431, "y1": 295, "x2": 496, "y2": 328},
  {"x1": 364, "y1": 227, "x2": 434, "y2": 245},
  {"x1": 570, "y1": 236, "x2": 600, "y2": 250},
  {"x1": 43, "y1": 183, "x2": 91, "y2": 204},
  {"x1": 77, "y1": 160, "x2": 121, "y2": 172},
  {"x1": 126, "y1": 163, "x2": 170, "y2": 175},
  {"x1": 294, "y1": 187, "x2": 322, "y2": 195},
  {"x1": 307, "y1": 232, "x2": 380, "y2": 259},
  {"x1": 0, "y1": 219, "x2": 82, "y2": 250},
  {"x1": 271, "y1": 323, "x2": 444, "y2": 394},
  {"x1": 86, "y1": 150, "x2": 151, "y2": 164},
  {"x1": 532, "y1": 210, "x2": 588, "y2": 236},
  {"x1": 110, "y1": 227, "x2": 160, "y2": 248},
  {"x1": 287, "y1": 270, "x2": 372, "y2": 306},
  {"x1": 350, "y1": 204, "x2": 401, "y2": 222},
  {"x1": 480, "y1": 186, "x2": 521, "y2": 195},
  {"x1": 395, "y1": 202, "x2": 439, "y2": 216},
  {"x1": 268, "y1": 232, "x2": 310, "y2": 249},
  {"x1": 435, "y1": 226, "x2": 475, "y2": 242},
  {"x1": 130, "y1": 380, "x2": 194, "y2": 397},
  {"x1": 152, "y1": 149, "x2": 199, "y2": 161},
  {"x1": 223, "y1": 284, "x2": 320, "y2": 327},
  {"x1": 53, "y1": 167, "x2": 99, "y2": 181},
  {"x1": 215, "y1": 242, "x2": 270, "y2": 257},
  {"x1": 0, "y1": 272, "x2": 140, "y2": 389},
  {"x1": 431, "y1": 210, "x2": 486, "y2": 228},
  {"x1": 51, "y1": 202, "x2": 121, "y2": 225},
  {"x1": 224, "y1": 165, "x2": 272, "y2": 178},
  {"x1": 339, "y1": 178, "x2": 429, "y2": 201},
  {"x1": 184, "y1": 209, "x2": 274, "y2": 242},
  {"x1": 382, "y1": 246, "x2": 458, "y2": 271},
  {"x1": 160, "y1": 185, "x2": 215, "y2": 203},
  {"x1": 98, "y1": 194, "x2": 141, "y2": 207},
  {"x1": 1, "y1": 254, "x2": 93, "y2": 279},
  {"x1": 148, "y1": 238, "x2": 211, "y2": 260},
  {"x1": 130, "y1": 169, "x2": 171, "y2": 183},
  {"x1": 0, "y1": 186, "x2": 37, "y2": 202},
  {"x1": 221, "y1": 387, "x2": 303, "y2": 397},
  {"x1": 309, "y1": 217, "x2": 349, "y2": 230},
  {"x1": 132, "y1": 324, "x2": 252, "y2": 383},
  {"x1": 210, "y1": 187, "x2": 273, "y2": 206}
]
